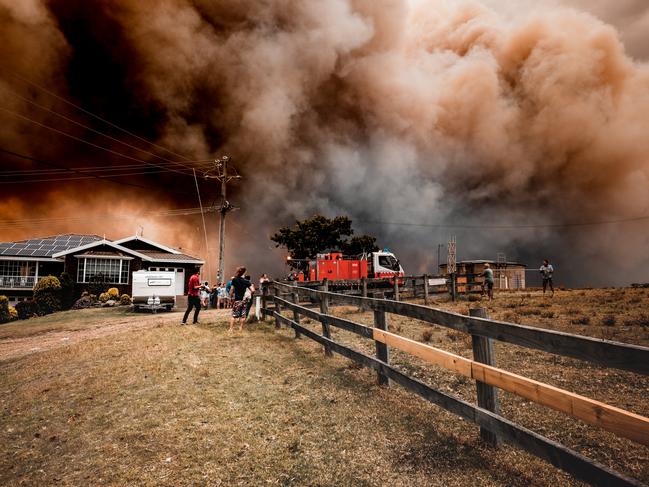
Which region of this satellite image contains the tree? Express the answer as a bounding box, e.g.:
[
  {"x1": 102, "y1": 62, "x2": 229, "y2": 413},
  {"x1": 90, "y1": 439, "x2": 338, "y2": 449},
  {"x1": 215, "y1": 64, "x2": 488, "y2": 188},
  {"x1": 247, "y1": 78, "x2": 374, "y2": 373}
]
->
[
  {"x1": 59, "y1": 272, "x2": 76, "y2": 310},
  {"x1": 270, "y1": 215, "x2": 378, "y2": 270},
  {"x1": 340, "y1": 235, "x2": 380, "y2": 256}
]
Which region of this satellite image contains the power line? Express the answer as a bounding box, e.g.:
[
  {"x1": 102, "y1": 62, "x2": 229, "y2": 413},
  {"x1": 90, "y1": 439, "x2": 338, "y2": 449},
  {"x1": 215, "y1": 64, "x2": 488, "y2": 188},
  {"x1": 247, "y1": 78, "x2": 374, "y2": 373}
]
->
[
  {"x1": 357, "y1": 216, "x2": 649, "y2": 230},
  {"x1": 0, "y1": 147, "x2": 194, "y2": 195},
  {"x1": 4, "y1": 88, "x2": 207, "y2": 173},
  {"x1": 0, "y1": 206, "x2": 220, "y2": 230},
  {"x1": 3, "y1": 68, "x2": 195, "y2": 162},
  {"x1": 0, "y1": 105, "x2": 197, "y2": 177}
]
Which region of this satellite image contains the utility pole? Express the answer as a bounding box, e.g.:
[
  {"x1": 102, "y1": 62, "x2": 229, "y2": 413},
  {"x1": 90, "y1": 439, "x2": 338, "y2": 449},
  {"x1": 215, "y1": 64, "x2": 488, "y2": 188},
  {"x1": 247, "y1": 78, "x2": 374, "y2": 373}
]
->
[
  {"x1": 448, "y1": 236, "x2": 457, "y2": 302},
  {"x1": 205, "y1": 156, "x2": 240, "y2": 284}
]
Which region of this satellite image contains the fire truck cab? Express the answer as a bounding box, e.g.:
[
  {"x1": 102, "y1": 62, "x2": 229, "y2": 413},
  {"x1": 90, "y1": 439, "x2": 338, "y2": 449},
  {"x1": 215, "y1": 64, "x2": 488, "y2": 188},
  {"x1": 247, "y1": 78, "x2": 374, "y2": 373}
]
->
[{"x1": 306, "y1": 250, "x2": 404, "y2": 281}]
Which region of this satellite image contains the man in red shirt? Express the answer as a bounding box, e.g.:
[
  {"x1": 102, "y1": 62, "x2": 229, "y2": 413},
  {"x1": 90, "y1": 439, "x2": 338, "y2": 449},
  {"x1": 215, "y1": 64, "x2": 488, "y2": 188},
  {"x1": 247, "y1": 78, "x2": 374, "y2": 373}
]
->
[{"x1": 182, "y1": 268, "x2": 203, "y2": 325}]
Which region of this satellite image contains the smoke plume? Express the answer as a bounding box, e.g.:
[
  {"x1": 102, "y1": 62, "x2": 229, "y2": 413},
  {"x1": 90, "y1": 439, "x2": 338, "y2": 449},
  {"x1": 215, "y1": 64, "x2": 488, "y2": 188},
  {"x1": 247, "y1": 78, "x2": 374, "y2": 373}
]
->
[{"x1": 1, "y1": 0, "x2": 649, "y2": 286}]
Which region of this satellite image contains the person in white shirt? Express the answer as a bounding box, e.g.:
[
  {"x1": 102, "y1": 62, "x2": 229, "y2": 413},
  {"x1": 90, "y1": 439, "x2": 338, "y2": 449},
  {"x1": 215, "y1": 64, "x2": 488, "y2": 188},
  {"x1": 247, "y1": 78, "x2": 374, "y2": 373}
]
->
[{"x1": 540, "y1": 260, "x2": 554, "y2": 296}]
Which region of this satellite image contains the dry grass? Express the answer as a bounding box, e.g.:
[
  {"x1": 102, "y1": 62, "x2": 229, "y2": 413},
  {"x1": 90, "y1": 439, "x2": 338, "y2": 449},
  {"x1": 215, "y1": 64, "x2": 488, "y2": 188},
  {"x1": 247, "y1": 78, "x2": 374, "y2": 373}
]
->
[{"x1": 0, "y1": 289, "x2": 647, "y2": 486}]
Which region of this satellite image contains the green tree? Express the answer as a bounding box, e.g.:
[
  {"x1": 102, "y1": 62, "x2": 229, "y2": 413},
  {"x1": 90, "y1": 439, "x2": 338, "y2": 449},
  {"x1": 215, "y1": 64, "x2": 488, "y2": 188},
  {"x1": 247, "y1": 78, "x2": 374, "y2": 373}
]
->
[
  {"x1": 271, "y1": 215, "x2": 378, "y2": 270},
  {"x1": 340, "y1": 235, "x2": 380, "y2": 255}
]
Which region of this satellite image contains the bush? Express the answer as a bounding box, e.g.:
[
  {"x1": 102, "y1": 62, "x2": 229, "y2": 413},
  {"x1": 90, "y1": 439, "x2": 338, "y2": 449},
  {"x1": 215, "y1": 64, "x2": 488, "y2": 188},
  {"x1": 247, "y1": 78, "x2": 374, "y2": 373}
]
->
[
  {"x1": 8, "y1": 305, "x2": 18, "y2": 320},
  {"x1": 570, "y1": 316, "x2": 591, "y2": 325},
  {"x1": 601, "y1": 315, "x2": 616, "y2": 327},
  {"x1": 81, "y1": 291, "x2": 89, "y2": 298},
  {"x1": 88, "y1": 274, "x2": 109, "y2": 297},
  {"x1": 107, "y1": 288, "x2": 120, "y2": 300},
  {"x1": 33, "y1": 276, "x2": 62, "y2": 315},
  {"x1": 0, "y1": 295, "x2": 11, "y2": 323},
  {"x1": 98, "y1": 292, "x2": 110, "y2": 303},
  {"x1": 72, "y1": 296, "x2": 97, "y2": 309},
  {"x1": 421, "y1": 329, "x2": 433, "y2": 342},
  {"x1": 15, "y1": 300, "x2": 39, "y2": 320},
  {"x1": 119, "y1": 294, "x2": 132, "y2": 306},
  {"x1": 59, "y1": 272, "x2": 76, "y2": 310}
]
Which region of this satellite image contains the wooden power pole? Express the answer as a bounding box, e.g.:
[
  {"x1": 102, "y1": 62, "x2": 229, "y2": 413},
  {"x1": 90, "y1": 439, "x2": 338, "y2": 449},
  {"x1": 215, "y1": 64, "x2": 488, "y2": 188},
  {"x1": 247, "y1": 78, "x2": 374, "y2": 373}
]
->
[{"x1": 205, "y1": 156, "x2": 240, "y2": 284}]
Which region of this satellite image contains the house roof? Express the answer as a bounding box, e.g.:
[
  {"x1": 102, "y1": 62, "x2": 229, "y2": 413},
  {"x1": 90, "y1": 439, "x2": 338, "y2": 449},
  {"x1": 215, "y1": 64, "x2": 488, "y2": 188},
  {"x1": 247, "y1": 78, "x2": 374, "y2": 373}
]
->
[
  {"x1": 112, "y1": 236, "x2": 181, "y2": 254},
  {"x1": 0, "y1": 234, "x2": 202, "y2": 264},
  {"x1": 0, "y1": 234, "x2": 103, "y2": 258},
  {"x1": 138, "y1": 250, "x2": 204, "y2": 264}
]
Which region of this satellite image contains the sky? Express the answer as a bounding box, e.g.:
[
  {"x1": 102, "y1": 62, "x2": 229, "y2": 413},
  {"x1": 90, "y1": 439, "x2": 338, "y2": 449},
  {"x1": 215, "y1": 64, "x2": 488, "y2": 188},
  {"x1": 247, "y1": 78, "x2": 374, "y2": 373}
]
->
[{"x1": 1, "y1": 0, "x2": 648, "y2": 287}]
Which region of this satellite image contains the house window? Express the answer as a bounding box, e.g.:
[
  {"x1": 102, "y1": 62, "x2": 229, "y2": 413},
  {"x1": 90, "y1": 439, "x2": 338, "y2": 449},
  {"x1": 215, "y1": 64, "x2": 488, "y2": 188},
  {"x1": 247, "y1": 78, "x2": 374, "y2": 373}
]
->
[
  {"x1": 77, "y1": 258, "x2": 130, "y2": 284},
  {"x1": 0, "y1": 260, "x2": 36, "y2": 277}
]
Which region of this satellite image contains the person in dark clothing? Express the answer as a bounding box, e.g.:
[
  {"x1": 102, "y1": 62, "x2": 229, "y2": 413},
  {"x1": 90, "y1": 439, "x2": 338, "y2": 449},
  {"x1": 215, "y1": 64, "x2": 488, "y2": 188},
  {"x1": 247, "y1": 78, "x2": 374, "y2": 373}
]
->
[
  {"x1": 182, "y1": 268, "x2": 203, "y2": 325},
  {"x1": 540, "y1": 259, "x2": 554, "y2": 296},
  {"x1": 229, "y1": 266, "x2": 253, "y2": 332}
]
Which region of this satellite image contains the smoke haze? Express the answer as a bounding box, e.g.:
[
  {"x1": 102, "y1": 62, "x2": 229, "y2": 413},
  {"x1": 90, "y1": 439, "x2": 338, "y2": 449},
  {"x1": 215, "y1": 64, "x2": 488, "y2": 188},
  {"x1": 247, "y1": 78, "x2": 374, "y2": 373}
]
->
[{"x1": 1, "y1": 0, "x2": 648, "y2": 286}]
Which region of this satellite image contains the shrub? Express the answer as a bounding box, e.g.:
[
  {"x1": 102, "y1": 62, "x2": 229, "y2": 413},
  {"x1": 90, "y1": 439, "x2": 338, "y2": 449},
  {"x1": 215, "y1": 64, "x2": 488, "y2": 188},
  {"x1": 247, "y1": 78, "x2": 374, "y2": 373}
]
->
[
  {"x1": 98, "y1": 292, "x2": 110, "y2": 303},
  {"x1": 540, "y1": 311, "x2": 555, "y2": 319},
  {"x1": 81, "y1": 291, "x2": 89, "y2": 298},
  {"x1": 88, "y1": 274, "x2": 109, "y2": 297},
  {"x1": 15, "y1": 300, "x2": 39, "y2": 320},
  {"x1": 33, "y1": 276, "x2": 62, "y2": 315},
  {"x1": 72, "y1": 296, "x2": 95, "y2": 310},
  {"x1": 107, "y1": 288, "x2": 120, "y2": 300},
  {"x1": 119, "y1": 294, "x2": 132, "y2": 306},
  {"x1": 0, "y1": 295, "x2": 11, "y2": 323},
  {"x1": 59, "y1": 272, "x2": 76, "y2": 310},
  {"x1": 601, "y1": 315, "x2": 616, "y2": 327},
  {"x1": 421, "y1": 329, "x2": 433, "y2": 342},
  {"x1": 570, "y1": 316, "x2": 591, "y2": 325},
  {"x1": 8, "y1": 305, "x2": 17, "y2": 320}
]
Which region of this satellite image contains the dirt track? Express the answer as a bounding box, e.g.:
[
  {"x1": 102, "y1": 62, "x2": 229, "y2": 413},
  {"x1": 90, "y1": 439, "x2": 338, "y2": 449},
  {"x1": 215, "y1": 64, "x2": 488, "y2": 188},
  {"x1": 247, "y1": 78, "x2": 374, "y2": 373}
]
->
[{"x1": 0, "y1": 308, "x2": 229, "y2": 362}]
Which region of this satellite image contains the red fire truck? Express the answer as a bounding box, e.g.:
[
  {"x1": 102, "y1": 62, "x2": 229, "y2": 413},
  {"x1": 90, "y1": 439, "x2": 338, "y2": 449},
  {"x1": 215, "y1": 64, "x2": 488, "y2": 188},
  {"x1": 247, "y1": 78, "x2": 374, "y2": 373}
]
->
[{"x1": 292, "y1": 250, "x2": 404, "y2": 282}]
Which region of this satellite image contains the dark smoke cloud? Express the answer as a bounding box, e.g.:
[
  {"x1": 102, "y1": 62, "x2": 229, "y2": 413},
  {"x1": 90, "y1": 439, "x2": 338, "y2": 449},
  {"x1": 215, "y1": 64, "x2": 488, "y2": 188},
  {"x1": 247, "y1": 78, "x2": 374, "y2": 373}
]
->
[{"x1": 1, "y1": 0, "x2": 648, "y2": 286}]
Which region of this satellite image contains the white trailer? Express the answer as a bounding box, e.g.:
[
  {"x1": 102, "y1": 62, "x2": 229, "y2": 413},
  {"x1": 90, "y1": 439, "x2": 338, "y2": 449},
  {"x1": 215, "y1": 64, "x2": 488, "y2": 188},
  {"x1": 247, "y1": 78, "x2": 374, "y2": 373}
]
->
[{"x1": 132, "y1": 270, "x2": 176, "y2": 312}]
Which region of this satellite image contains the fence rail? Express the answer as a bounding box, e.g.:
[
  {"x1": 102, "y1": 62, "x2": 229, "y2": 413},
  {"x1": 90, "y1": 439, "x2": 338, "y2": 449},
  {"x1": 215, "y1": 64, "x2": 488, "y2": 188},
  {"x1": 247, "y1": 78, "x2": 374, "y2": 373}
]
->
[{"x1": 262, "y1": 280, "x2": 649, "y2": 487}]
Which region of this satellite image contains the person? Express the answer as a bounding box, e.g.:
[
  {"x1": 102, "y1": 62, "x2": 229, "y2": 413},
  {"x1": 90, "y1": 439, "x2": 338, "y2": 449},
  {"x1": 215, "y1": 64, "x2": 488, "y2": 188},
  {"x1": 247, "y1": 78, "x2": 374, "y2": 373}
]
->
[
  {"x1": 481, "y1": 263, "x2": 494, "y2": 301},
  {"x1": 225, "y1": 277, "x2": 234, "y2": 308},
  {"x1": 540, "y1": 259, "x2": 554, "y2": 296},
  {"x1": 217, "y1": 283, "x2": 227, "y2": 309},
  {"x1": 244, "y1": 274, "x2": 256, "y2": 318},
  {"x1": 181, "y1": 268, "x2": 203, "y2": 325},
  {"x1": 259, "y1": 273, "x2": 269, "y2": 286},
  {"x1": 200, "y1": 281, "x2": 211, "y2": 309},
  {"x1": 229, "y1": 267, "x2": 253, "y2": 332}
]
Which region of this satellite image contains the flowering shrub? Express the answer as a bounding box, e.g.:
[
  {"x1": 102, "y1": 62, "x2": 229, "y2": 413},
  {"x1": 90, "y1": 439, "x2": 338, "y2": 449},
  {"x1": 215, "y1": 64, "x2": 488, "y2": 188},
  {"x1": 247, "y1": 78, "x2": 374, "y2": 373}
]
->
[{"x1": 33, "y1": 276, "x2": 62, "y2": 315}]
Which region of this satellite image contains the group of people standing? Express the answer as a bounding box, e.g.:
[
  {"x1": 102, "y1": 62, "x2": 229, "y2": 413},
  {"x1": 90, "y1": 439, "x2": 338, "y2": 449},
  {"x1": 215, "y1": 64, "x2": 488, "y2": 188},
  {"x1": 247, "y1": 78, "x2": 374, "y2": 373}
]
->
[
  {"x1": 480, "y1": 259, "x2": 555, "y2": 301},
  {"x1": 181, "y1": 267, "x2": 270, "y2": 331}
]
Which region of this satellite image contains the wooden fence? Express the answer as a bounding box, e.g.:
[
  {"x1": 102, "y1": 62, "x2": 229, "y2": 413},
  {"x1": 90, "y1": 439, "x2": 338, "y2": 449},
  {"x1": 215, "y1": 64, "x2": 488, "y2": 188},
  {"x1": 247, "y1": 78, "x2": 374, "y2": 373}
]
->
[{"x1": 262, "y1": 280, "x2": 649, "y2": 487}]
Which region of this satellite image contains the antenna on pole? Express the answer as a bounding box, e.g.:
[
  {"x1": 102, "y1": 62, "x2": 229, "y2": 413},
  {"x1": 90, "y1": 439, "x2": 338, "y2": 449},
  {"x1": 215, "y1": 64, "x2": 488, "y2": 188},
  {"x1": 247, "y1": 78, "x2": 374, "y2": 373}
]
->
[{"x1": 204, "y1": 155, "x2": 241, "y2": 284}]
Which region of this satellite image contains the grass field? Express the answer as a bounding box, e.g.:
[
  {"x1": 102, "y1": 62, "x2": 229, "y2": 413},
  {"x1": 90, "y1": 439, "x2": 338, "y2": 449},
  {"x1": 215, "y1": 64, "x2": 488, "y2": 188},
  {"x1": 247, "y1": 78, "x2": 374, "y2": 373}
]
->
[{"x1": 0, "y1": 289, "x2": 647, "y2": 486}]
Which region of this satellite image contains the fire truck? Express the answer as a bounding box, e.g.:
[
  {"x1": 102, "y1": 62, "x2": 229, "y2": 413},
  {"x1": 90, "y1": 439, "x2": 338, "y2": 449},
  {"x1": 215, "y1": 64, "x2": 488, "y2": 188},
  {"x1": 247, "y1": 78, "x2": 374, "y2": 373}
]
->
[{"x1": 293, "y1": 250, "x2": 405, "y2": 282}]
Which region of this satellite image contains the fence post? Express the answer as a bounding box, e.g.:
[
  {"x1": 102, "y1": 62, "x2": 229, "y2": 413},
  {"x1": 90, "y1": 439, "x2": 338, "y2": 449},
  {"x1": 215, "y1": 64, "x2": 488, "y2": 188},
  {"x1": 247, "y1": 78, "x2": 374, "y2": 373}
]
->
[
  {"x1": 274, "y1": 296, "x2": 282, "y2": 330},
  {"x1": 360, "y1": 277, "x2": 368, "y2": 312},
  {"x1": 423, "y1": 274, "x2": 430, "y2": 305},
  {"x1": 292, "y1": 281, "x2": 301, "y2": 339},
  {"x1": 469, "y1": 307, "x2": 501, "y2": 447},
  {"x1": 393, "y1": 278, "x2": 399, "y2": 301},
  {"x1": 320, "y1": 279, "x2": 332, "y2": 356},
  {"x1": 261, "y1": 282, "x2": 269, "y2": 320},
  {"x1": 451, "y1": 273, "x2": 457, "y2": 302},
  {"x1": 373, "y1": 310, "x2": 389, "y2": 386}
]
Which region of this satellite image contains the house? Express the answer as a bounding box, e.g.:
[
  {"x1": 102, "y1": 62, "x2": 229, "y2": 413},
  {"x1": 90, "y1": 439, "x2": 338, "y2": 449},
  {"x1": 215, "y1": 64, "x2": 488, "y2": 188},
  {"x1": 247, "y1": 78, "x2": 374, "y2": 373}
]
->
[
  {"x1": 439, "y1": 260, "x2": 527, "y2": 291},
  {"x1": 0, "y1": 234, "x2": 203, "y2": 303}
]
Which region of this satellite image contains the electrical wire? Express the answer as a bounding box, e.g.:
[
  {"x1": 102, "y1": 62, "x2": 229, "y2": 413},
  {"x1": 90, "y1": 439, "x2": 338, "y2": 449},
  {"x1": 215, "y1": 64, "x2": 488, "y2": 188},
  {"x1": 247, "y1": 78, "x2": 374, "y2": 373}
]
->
[
  {"x1": 194, "y1": 168, "x2": 212, "y2": 279},
  {"x1": 0, "y1": 147, "x2": 195, "y2": 195},
  {"x1": 356, "y1": 216, "x2": 649, "y2": 230},
  {"x1": 4, "y1": 88, "x2": 206, "y2": 173},
  {"x1": 0, "y1": 206, "x2": 220, "y2": 231},
  {"x1": 3, "y1": 68, "x2": 195, "y2": 162},
  {"x1": 0, "y1": 106, "x2": 197, "y2": 177}
]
